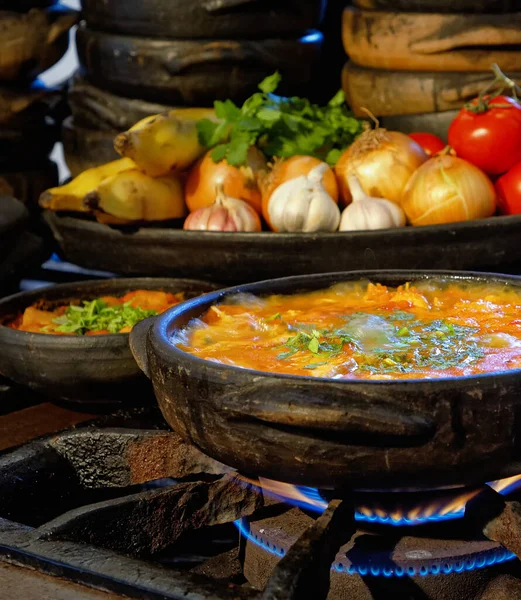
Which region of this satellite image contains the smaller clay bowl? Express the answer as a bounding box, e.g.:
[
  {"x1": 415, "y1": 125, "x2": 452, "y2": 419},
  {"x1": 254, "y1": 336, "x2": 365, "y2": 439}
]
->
[{"x1": 0, "y1": 277, "x2": 220, "y2": 405}]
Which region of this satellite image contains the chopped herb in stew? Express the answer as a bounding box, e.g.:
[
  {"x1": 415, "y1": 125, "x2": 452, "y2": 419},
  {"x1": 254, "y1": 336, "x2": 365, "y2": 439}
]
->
[{"x1": 9, "y1": 290, "x2": 184, "y2": 335}]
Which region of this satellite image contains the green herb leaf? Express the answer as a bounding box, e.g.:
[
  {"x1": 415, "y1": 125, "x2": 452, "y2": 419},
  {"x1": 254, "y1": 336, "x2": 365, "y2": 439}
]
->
[
  {"x1": 226, "y1": 136, "x2": 251, "y2": 167},
  {"x1": 265, "y1": 313, "x2": 282, "y2": 321},
  {"x1": 198, "y1": 72, "x2": 364, "y2": 166},
  {"x1": 210, "y1": 144, "x2": 228, "y2": 163},
  {"x1": 303, "y1": 361, "x2": 329, "y2": 370},
  {"x1": 328, "y1": 89, "x2": 346, "y2": 108},
  {"x1": 258, "y1": 72, "x2": 281, "y2": 94},
  {"x1": 53, "y1": 299, "x2": 159, "y2": 336},
  {"x1": 214, "y1": 99, "x2": 241, "y2": 122},
  {"x1": 308, "y1": 337, "x2": 320, "y2": 353}
]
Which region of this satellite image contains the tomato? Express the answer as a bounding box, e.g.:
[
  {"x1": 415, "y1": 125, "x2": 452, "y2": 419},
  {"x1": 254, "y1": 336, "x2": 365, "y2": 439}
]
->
[
  {"x1": 448, "y1": 96, "x2": 521, "y2": 175},
  {"x1": 408, "y1": 132, "x2": 445, "y2": 156},
  {"x1": 495, "y1": 161, "x2": 521, "y2": 215}
]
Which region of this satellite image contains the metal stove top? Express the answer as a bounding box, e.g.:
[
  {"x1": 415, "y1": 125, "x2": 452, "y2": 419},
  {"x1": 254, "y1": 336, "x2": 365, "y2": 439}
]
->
[{"x1": 0, "y1": 400, "x2": 520, "y2": 600}]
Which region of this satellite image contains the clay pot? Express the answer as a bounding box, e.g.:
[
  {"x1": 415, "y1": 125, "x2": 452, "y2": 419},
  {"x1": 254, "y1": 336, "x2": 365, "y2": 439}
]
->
[
  {"x1": 343, "y1": 8, "x2": 521, "y2": 72},
  {"x1": 0, "y1": 277, "x2": 221, "y2": 404},
  {"x1": 0, "y1": 7, "x2": 77, "y2": 82},
  {"x1": 342, "y1": 62, "x2": 521, "y2": 117},
  {"x1": 130, "y1": 270, "x2": 521, "y2": 489},
  {"x1": 43, "y1": 210, "x2": 521, "y2": 285},
  {"x1": 62, "y1": 117, "x2": 120, "y2": 178},
  {"x1": 354, "y1": 0, "x2": 518, "y2": 12},
  {"x1": 76, "y1": 25, "x2": 323, "y2": 105},
  {"x1": 80, "y1": 0, "x2": 326, "y2": 39},
  {"x1": 68, "y1": 77, "x2": 175, "y2": 131}
]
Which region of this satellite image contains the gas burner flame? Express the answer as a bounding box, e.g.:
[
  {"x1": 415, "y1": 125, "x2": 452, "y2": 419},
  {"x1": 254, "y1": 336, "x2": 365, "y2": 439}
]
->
[{"x1": 239, "y1": 474, "x2": 521, "y2": 527}]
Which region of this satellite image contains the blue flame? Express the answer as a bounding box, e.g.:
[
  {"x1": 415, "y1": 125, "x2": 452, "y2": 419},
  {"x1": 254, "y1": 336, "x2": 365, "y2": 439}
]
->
[
  {"x1": 299, "y1": 31, "x2": 323, "y2": 44},
  {"x1": 267, "y1": 475, "x2": 521, "y2": 526},
  {"x1": 235, "y1": 518, "x2": 516, "y2": 577},
  {"x1": 267, "y1": 486, "x2": 464, "y2": 526}
]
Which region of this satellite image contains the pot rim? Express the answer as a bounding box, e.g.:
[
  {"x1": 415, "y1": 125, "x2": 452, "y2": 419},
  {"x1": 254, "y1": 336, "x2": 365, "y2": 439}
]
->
[
  {"x1": 0, "y1": 276, "x2": 220, "y2": 345},
  {"x1": 43, "y1": 209, "x2": 521, "y2": 240},
  {"x1": 150, "y1": 268, "x2": 521, "y2": 386}
]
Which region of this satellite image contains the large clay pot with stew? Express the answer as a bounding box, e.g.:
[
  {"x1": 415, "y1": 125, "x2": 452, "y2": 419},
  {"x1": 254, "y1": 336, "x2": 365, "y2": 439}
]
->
[{"x1": 131, "y1": 270, "x2": 521, "y2": 491}]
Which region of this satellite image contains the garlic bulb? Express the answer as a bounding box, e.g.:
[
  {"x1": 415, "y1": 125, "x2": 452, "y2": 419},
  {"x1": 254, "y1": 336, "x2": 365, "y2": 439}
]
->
[
  {"x1": 339, "y1": 175, "x2": 406, "y2": 231},
  {"x1": 184, "y1": 183, "x2": 261, "y2": 232},
  {"x1": 266, "y1": 163, "x2": 340, "y2": 232}
]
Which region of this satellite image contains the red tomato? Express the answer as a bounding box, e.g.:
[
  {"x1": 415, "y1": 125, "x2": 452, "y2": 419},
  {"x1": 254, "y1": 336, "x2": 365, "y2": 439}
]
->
[
  {"x1": 408, "y1": 132, "x2": 445, "y2": 156},
  {"x1": 448, "y1": 96, "x2": 521, "y2": 175},
  {"x1": 495, "y1": 161, "x2": 521, "y2": 215}
]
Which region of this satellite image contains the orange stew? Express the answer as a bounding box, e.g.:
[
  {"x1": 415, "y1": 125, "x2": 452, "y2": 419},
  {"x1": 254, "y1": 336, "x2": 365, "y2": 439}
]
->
[
  {"x1": 176, "y1": 280, "x2": 521, "y2": 380},
  {"x1": 10, "y1": 290, "x2": 184, "y2": 335}
]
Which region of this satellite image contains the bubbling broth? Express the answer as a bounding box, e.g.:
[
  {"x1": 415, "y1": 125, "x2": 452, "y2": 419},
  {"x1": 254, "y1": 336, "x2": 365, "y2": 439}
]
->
[{"x1": 174, "y1": 280, "x2": 521, "y2": 380}]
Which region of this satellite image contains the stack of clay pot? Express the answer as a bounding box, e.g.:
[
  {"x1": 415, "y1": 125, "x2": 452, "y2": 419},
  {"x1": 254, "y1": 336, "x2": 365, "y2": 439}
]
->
[
  {"x1": 341, "y1": 0, "x2": 521, "y2": 138},
  {"x1": 0, "y1": 1, "x2": 77, "y2": 208},
  {"x1": 65, "y1": 0, "x2": 327, "y2": 176}
]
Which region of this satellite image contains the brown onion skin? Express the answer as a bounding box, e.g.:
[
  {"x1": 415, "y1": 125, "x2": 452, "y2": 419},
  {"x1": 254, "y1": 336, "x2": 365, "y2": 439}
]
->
[
  {"x1": 185, "y1": 148, "x2": 265, "y2": 214},
  {"x1": 401, "y1": 155, "x2": 497, "y2": 226},
  {"x1": 334, "y1": 130, "x2": 428, "y2": 207}
]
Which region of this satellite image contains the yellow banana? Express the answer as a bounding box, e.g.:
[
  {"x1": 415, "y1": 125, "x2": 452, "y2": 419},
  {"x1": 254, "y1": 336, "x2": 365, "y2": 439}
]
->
[
  {"x1": 39, "y1": 158, "x2": 136, "y2": 212},
  {"x1": 114, "y1": 108, "x2": 218, "y2": 178},
  {"x1": 84, "y1": 169, "x2": 187, "y2": 222}
]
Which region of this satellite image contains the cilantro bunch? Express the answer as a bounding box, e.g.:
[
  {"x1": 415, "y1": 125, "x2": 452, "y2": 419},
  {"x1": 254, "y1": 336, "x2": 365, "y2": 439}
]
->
[
  {"x1": 52, "y1": 299, "x2": 159, "y2": 335},
  {"x1": 196, "y1": 72, "x2": 365, "y2": 167}
]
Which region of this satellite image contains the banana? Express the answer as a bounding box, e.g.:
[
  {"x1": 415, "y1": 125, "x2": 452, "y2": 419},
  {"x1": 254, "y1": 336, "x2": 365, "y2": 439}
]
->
[
  {"x1": 114, "y1": 108, "x2": 218, "y2": 178},
  {"x1": 84, "y1": 169, "x2": 187, "y2": 222},
  {"x1": 92, "y1": 211, "x2": 134, "y2": 226},
  {"x1": 39, "y1": 158, "x2": 136, "y2": 212}
]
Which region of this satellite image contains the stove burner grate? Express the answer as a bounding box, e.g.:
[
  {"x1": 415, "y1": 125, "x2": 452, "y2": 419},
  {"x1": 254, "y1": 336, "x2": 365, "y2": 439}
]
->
[{"x1": 0, "y1": 422, "x2": 520, "y2": 599}]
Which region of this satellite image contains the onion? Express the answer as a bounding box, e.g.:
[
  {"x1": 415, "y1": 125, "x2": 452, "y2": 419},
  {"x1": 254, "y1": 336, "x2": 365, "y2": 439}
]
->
[
  {"x1": 184, "y1": 183, "x2": 261, "y2": 232},
  {"x1": 185, "y1": 147, "x2": 266, "y2": 214},
  {"x1": 334, "y1": 129, "x2": 428, "y2": 206},
  {"x1": 401, "y1": 155, "x2": 496, "y2": 226}
]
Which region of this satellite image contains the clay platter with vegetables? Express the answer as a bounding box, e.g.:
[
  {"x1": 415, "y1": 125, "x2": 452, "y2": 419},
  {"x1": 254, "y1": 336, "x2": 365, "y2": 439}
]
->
[{"x1": 42, "y1": 68, "x2": 521, "y2": 284}]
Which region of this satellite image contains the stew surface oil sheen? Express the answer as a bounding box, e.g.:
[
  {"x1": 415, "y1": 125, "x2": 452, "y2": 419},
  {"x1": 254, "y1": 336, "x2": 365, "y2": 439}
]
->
[{"x1": 176, "y1": 280, "x2": 521, "y2": 380}]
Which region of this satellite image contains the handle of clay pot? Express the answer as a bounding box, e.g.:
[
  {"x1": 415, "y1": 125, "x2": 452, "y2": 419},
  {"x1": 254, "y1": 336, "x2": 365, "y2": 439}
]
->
[
  {"x1": 129, "y1": 316, "x2": 157, "y2": 379},
  {"x1": 201, "y1": 0, "x2": 262, "y2": 14},
  {"x1": 162, "y1": 42, "x2": 268, "y2": 75},
  {"x1": 219, "y1": 381, "x2": 436, "y2": 443}
]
